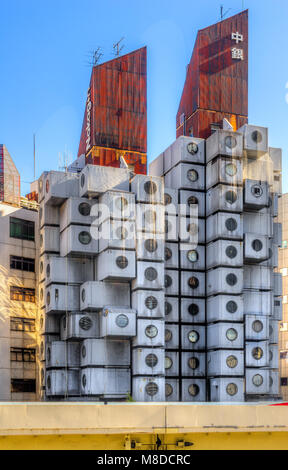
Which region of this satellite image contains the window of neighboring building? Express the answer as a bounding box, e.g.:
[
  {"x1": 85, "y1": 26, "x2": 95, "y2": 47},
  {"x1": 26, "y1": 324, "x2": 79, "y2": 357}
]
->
[
  {"x1": 10, "y1": 217, "x2": 35, "y2": 241},
  {"x1": 10, "y1": 256, "x2": 35, "y2": 272},
  {"x1": 280, "y1": 323, "x2": 288, "y2": 332},
  {"x1": 283, "y1": 295, "x2": 288, "y2": 304},
  {"x1": 282, "y1": 240, "x2": 288, "y2": 249},
  {"x1": 11, "y1": 379, "x2": 36, "y2": 393},
  {"x1": 10, "y1": 317, "x2": 35, "y2": 332},
  {"x1": 281, "y1": 268, "x2": 288, "y2": 277},
  {"x1": 280, "y1": 351, "x2": 288, "y2": 359},
  {"x1": 281, "y1": 378, "x2": 288, "y2": 386},
  {"x1": 10, "y1": 286, "x2": 35, "y2": 303},
  {"x1": 10, "y1": 347, "x2": 36, "y2": 362}
]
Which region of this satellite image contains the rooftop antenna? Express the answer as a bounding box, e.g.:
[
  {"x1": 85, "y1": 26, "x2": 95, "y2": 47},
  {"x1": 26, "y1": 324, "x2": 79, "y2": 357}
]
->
[
  {"x1": 33, "y1": 133, "x2": 36, "y2": 181},
  {"x1": 220, "y1": 5, "x2": 231, "y2": 20},
  {"x1": 113, "y1": 37, "x2": 125, "y2": 57},
  {"x1": 85, "y1": 47, "x2": 103, "y2": 67}
]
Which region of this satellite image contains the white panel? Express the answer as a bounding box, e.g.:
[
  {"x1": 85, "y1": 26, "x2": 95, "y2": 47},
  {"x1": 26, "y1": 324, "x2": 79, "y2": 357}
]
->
[
  {"x1": 180, "y1": 298, "x2": 206, "y2": 324},
  {"x1": 163, "y1": 188, "x2": 178, "y2": 214},
  {"x1": 206, "y1": 130, "x2": 243, "y2": 163},
  {"x1": 243, "y1": 290, "x2": 272, "y2": 316},
  {"x1": 206, "y1": 185, "x2": 243, "y2": 216},
  {"x1": 244, "y1": 179, "x2": 269, "y2": 210},
  {"x1": 136, "y1": 234, "x2": 165, "y2": 262},
  {"x1": 99, "y1": 191, "x2": 135, "y2": 220},
  {"x1": 165, "y1": 269, "x2": 179, "y2": 296},
  {"x1": 273, "y1": 297, "x2": 282, "y2": 321},
  {"x1": 46, "y1": 341, "x2": 80, "y2": 368},
  {"x1": 165, "y1": 324, "x2": 179, "y2": 350},
  {"x1": 210, "y1": 377, "x2": 244, "y2": 402},
  {"x1": 179, "y1": 190, "x2": 205, "y2": 218},
  {"x1": 206, "y1": 158, "x2": 242, "y2": 189},
  {"x1": 181, "y1": 271, "x2": 206, "y2": 297},
  {"x1": 149, "y1": 153, "x2": 164, "y2": 177},
  {"x1": 207, "y1": 267, "x2": 243, "y2": 296},
  {"x1": 39, "y1": 203, "x2": 60, "y2": 228},
  {"x1": 206, "y1": 212, "x2": 243, "y2": 242},
  {"x1": 181, "y1": 325, "x2": 206, "y2": 350},
  {"x1": 60, "y1": 225, "x2": 98, "y2": 257},
  {"x1": 98, "y1": 219, "x2": 136, "y2": 252},
  {"x1": 79, "y1": 165, "x2": 130, "y2": 197},
  {"x1": 269, "y1": 147, "x2": 282, "y2": 172},
  {"x1": 132, "y1": 348, "x2": 165, "y2": 376},
  {"x1": 207, "y1": 323, "x2": 244, "y2": 350},
  {"x1": 81, "y1": 339, "x2": 130, "y2": 367},
  {"x1": 165, "y1": 379, "x2": 179, "y2": 401},
  {"x1": 207, "y1": 295, "x2": 243, "y2": 323},
  {"x1": 100, "y1": 307, "x2": 136, "y2": 338},
  {"x1": 206, "y1": 239, "x2": 243, "y2": 269},
  {"x1": 132, "y1": 319, "x2": 164, "y2": 348},
  {"x1": 132, "y1": 290, "x2": 165, "y2": 319},
  {"x1": 44, "y1": 171, "x2": 79, "y2": 206},
  {"x1": 245, "y1": 341, "x2": 269, "y2": 367},
  {"x1": 238, "y1": 124, "x2": 268, "y2": 157},
  {"x1": 165, "y1": 242, "x2": 179, "y2": 269},
  {"x1": 245, "y1": 368, "x2": 269, "y2": 394},
  {"x1": 181, "y1": 352, "x2": 206, "y2": 377},
  {"x1": 245, "y1": 315, "x2": 269, "y2": 341},
  {"x1": 60, "y1": 312, "x2": 99, "y2": 340},
  {"x1": 59, "y1": 197, "x2": 98, "y2": 233},
  {"x1": 131, "y1": 174, "x2": 164, "y2": 204},
  {"x1": 136, "y1": 204, "x2": 165, "y2": 234},
  {"x1": 80, "y1": 281, "x2": 130, "y2": 311},
  {"x1": 40, "y1": 226, "x2": 60, "y2": 255},
  {"x1": 132, "y1": 261, "x2": 164, "y2": 291},
  {"x1": 207, "y1": 350, "x2": 244, "y2": 377},
  {"x1": 269, "y1": 320, "x2": 279, "y2": 344},
  {"x1": 165, "y1": 163, "x2": 205, "y2": 191},
  {"x1": 243, "y1": 266, "x2": 272, "y2": 290},
  {"x1": 179, "y1": 244, "x2": 205, "y2": 271},
  {"x1": 165, "y1": 297, "x2": 179, "y2": 323},
  {"x1": 243, "y1": 210, "x2": 273, "y2": 237},
  {"x1": 182, "y1": 378, "x2": 206, "y2": 402},
  {"x1": 244, "y1": 233, "x2": 269, "y2": 263},
  {"x1": 80, "y1": 368, "x2": 130, "y2": 397},
  {"x1": 132, "y1": 377, "x2": 165, "y2": 402},
  {"x1": 46, "y1": 369, "x2": 79, "y2": 396},
  {"x1": 97, "y1": 249, "x2": 136, "y2": 281},
  {"x1": 45, "y1": 284, "x2": 80, "y2": 313},
  {"x1": 165, "y1": 351, "x2": 179, "y2": 376},
  {"x1": 44, "y1": 256, "x2": 93, "y2": 286}
]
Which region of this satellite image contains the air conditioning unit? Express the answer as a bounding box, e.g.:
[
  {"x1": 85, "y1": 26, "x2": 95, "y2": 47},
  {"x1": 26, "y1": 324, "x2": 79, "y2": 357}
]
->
[
  {"x1": 206, "y1": 185, "x2": 243, "y2": 216},
  {"x1": 210, "y1": 378, "x2": 244, "y2": 402},
  {"x1": 136, "y1": 204, "x2": 165, "y2": 234},
  {"x1": 207, "y1": 323, "x2": 244, "y2": 350},
  {"x1": 99, "y1": 190, "x2": 135, "y2": 221},
  {"x1": 243, "y1": 266, "x2": 272, "y2": 290},
  {"x1": 244, "y1": 233, "x2": 269, "y2": 263},
  {"x1": 243, "y1": 290, "x2": 272, "y2": 316},
  {"x1": 206, "y1": 267, "x2": 243, "y2": 296},
  {"x1": 44, "y1": 171, "x2": 80, "y2": 206},
  {"x1": 80, "y1": 367, "x2": 130, "y2": 397},
  {"x1": 60, "y1": 312, "x2": 99, "y2": 341},
  {"x1": 243, "y1": 210, "x2": 273, "y2": 237},
  {"x1": 207, "y1": 350, "x2": 244, "y2": 377},
  {"x1": 132, "y1": 376, "x2": 165, "y2": 402},
  {"x1": 179, "y1": 244, "x2": 205, "y2": 271},
  {"x1": 244, "y1": 180, "x2": 269, "y2": 210},
  {"x1": 181, "y1": 325, "x2": 206, "y2": 351},
  {"x1": 136, "y1": 235, "x2": 165, "y2": 262},
  {"x1": 245, "y1": 368, "x2": 269, "y2": 394},
  {"x1": 80, "y1": 339, "x2": 130, "y2": 367},
  {"x1": 45, "y1": 284, "x2": 80, "y2": 313},
  {"x1": 45, "y1": 369, "x2": 80, "y2": 397},
  {"x1": 79, "y1": 165, "x2": 130, "y2": 197},
  {"x1": 44, "y1": 256, "x2": 93, "y2": 286},
  {"x1": 269, "y1": 147, "x2": 282, "y2": 172},
  {"x1": 273, "y1": 223, "x2": 282, "y2": 247},
  {"x1": 165, "y1": 351, "x2": 179, "y2": 377},
  {"x1": 165, "y1": 324, "x2": 179, "y2": 350},
  {"x1": 269, "y1": 370, "x2": 280, "y2": 396},
  {"x1": 164, "y1": 242, "x2": 179, "y2": 269},
  {"x1": 165, "y1": 163, "x2": 205, "y2": 191},
  {"x1": 165, "y1": 297, "x2": 179, "y2": 323},
  {"x1": 181, "y1": 271, "x2": 205, "y2": 297},
  {"x1": 39, "y1": 312, "x2": 60, "y2": 335},
  {"x1": 238, "y1": 124, "x2": 268, "y2": 158},
  {"x1": 179, "y1": 213, "x2": 205, "y2": 246},
  {"x1": 132, "y1": 348, "x2": 165, "y2": 376},
  {"x1": 131, "y1": 174, "x2": 164, "y2": 204},
  {"x1": 273, "y1": 297, "x2": 282, "y2": 321},
  {"x1": 206, "y1": 130, "x2": 243, "y2": 163},
  {"x1": 165, "y1": 269, "x2": 179, "y2": 296},
  {"x1": 80, "y1": 281, "x2": 130, "y2": 311},
  {"x1": 273, "y1": 273, "x2": 282, "y2": 297},
  {"x1": 165, "y1": 379, "x2": 179, "y2": 401},
  {"x1": 100, "y1": 306, "x2": 136, "y2": 338},
  {"x1": 245, "y1": 315, "x2": 269, "y2": 341},
  {"x1": 39, "y1": 203, "x2": 60, "y2": 228},
  {"x1": 167, "y1": 136, "x2": 205, "y2": 169},
  {"x1": 60, "y1": 225, "x2": 98, "y2": 257},
  {"x1": 132, "y1": 319, "x2": 164, "y2": 348},
  {"x1": 165, "y1": 214, "x2": 179, "y2": 242},
  {"x1": 149, "y1": 152, "x2": 164, "y2": 177},
  {"x1": 131, "y1": 290, "x2": 165, "y2": 319},
  {"x1": 164, "y1": 188, "x2": 178, "y2": 214},
  {"x1": 206, "y1": 158, "x2": 243, "y2": 190},
  {"x1": 98, "y1": 219, "x2": 136, "y2": 252},
  {"x1": 182, "y1": 378, "x2": 206, "y2": 402},
  {"x1": 206, "y1": 212, "x2": 243, "y2": 243},
  {"x1": 179, "y1": 190, "x2": 205, "y2": 218},
  {"x1": 181, "y1": 352, "x2": 206, "y2": 377},
  {"x1": 46, "y1": 341, "x2": 80, "y2": 368},
  {"x1": 180, "y1": 298, "x2": 206, "y2": 324},
  {"x1": 207, "y1": 295, "x2": 243, "y2": 323},
  {"x1": 245, "y1": 341, "x2": 269, "y2": 368},
  {"x1": 97, "y1": 249, "x2": 136, "y2": 281},
  {"x1": 59, "y1": 197, "x2": 98, "y2": 233},
  {"x1": 132, "y1": 261, "x2": 164, "y2": 291},
  {"x1": 40, "y1": 226, "x2": 60, "y2": 255},
  {"x1": 269, "y1": 344, "x2": 279, "y2": 370},
  {"x1": 269, "y1": 320, "x2": 279, "y2": 344},
  {"x1": 206, "y1": 240, "x2": 243, "y2": 269}
]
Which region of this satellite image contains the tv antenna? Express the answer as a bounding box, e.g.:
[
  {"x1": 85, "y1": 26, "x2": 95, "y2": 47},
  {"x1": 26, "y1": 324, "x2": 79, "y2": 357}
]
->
[
  {"x1": 85, "y1": 47, "x2": 103, "y2": 67},
  {"x1": 220, "y1": 5, "x2": 231, "y2": 20},
  {"x1": 113, "y1": 37, "x2": 125, "y2": 57}
]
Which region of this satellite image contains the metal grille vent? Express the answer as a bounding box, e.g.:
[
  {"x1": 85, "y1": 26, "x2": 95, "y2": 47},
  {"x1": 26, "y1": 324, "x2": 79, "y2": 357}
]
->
[
  {"x1": 145, "y1": 382, "x2": 158, "y2": 396},
  {"x1": 116, "y1": 256, "x2": 128, "y2": 269},
  {"x1": 145, "y1": 296, "x2": 158, "y2": 310},
  {"x1": 144, "y1": 181, "x2": 157, "y2": 195},
  {"x1": 79, "y1": 316, "x2": 93, "y2": 331},
  {"x1": 145, "y1": 267, "x2": 158, "y2": 281},
  {"x1": 145, "y1": 354, "x2": 158, "y2": 368}
]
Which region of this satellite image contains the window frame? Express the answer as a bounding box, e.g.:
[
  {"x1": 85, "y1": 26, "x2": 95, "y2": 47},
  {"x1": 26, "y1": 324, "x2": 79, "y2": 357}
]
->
[
  {"x1": 10, "y1": 286, "x2": 36, "y2": 303},
  {"x1": 11, "y1": 379, "x2": 36, "y2": 393},
  {"x1": 10, "y1": 255, "x2": 35, "y2": 272},
  {"x1": 10, "y1": 347, "x2": 36, "y2": 362},
  {"x1": 10, "y1": 217, "x2": 35, "y2": 241},
  {"x1": 10, "y1": 317, "x2": 35, "y2": 332}
]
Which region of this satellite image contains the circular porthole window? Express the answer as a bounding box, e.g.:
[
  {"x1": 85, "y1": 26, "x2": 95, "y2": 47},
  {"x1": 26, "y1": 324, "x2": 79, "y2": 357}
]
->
[
  {"x1": 116, "y1": 314, "x2": 129, "y2": 328},
  {"x1": 40, "y1": 288, "x2": 43, "y2": 301},
  {"x1": 116, "y1": 256, "x2": 128, "y2": 269},
  {"x1": 226, "y1": 301, "x2": 237, "y2": 313},
  {"x1": 80, "y1": 174, "x2": 85, "y2": 188},
  {"x1": 46, "y1": 292, "x2": 50, "y2": 306},
  {"x1": 252, "y1": 239, "x2": 263, "y2": 252},
  {"x1": 165, "y1": 275, "x2": 172, "y2": 289},
  {"x1": 187, "y1": 142, "x2": 199, "y2": 155},
  {"x1": 252, "y1": 347, "x2": 263, "y2": 360},
  {"x1": 146, "y1": 382, "x2": 158, "y2": 396},
  {"x1": 145, "y1": 325, "x2": 158, "y2": 338},
  {"x1": 226, "y1": 245, "x2": 237, "y2": 259},
  {"x1": 145, "y1": 296, "x2": 158, "y2": 310},
  {"x1": 145, "y1": 239, "x2": 158, "y2": 253},
  {"x1": 188, "y1": 304, "x2": 199, "y2": 316},
  {"x1": 251, "y1": 130, "x2": 263, "y2": 143},
  {"x1": 165, "y1": 383, "x2": 173, "y2": 397},
  {"x1": 145, "y1": 267, "x2": 158, "y2": 281},
  {"x1": 165, "y1": 219, "x2": 172, "y2": 234},
  {"x1": 188, "y1": 222, "x2": 198, "y2": 235},
  {"x1": 252, "y1": 320, "x2": 263, "y2": 333},
  {"x1": 78, "y1": 231, "x2": 92, "y2": 245},
  {"x1": 165, "y1": 356, "x2": 173, "y2": 369},
  {"x1": 41, "y1": 368, "x2": 45, "y2": 385},
  {"x1": 252, "y1": 374, "x2": 263, "y2": 387},
  {"x1": 146, "y1": 354, "x2": 158, "y2": 368},
  {"x1": 164, "y1": 193, "x2": 172, "y2": 205},
  {"x1": 225, "y1": 217, "x2": 238, "y2": 232},
  {"x1": 82, "y1": 346, "x2": 86, "y2": 358},
  {"x1": 251, "y1": 184, "x2": 263, "y2": 198},
  {"x1": 46, "y1": 346, "x2": 50, "y2": 362},
  {"x1": 115, "y1": 197, "x2": 128, "y2": 211},
  {"x1": 45, "y1": 179, "x2": 50, "y2": 194},
  {"x1": 40, "y1": 261, "x2": 43, "y2": 274},
  {"x1": 165, "y1": 329, "x2": 172, "y2": 342},
  {"x1": 226, "y1": 328, "x2": 238, "y2": 341},
  {"x1": 187, "y1": 169, "x2": 199, "y2": 182},
  {"x1": 116, "y1": 226, "x2": 128, "y2": 240},
  {"x1": 79, "y1": 316, "x2": 93, "y2": 331},
  {"x1": 187, "y1": 250, "x2": 198, "y2": 263},
  {"x1": 144, "y1": 181, "x2": 157, "y2": 195},
  {"x1": 188, "y1": 196, "x2": 198, "y2": 206},
  {"x1": 81, "y1": 289, "x2": 86, "y2": 302},
  {"x1": 46, "y1": 264, "x2": 50, "y2": 277},
  {"x1": 78, "y1": 202, "x2": 91, "y2": 216},
  {"x1": 225, "y1": 135, "x2": 238, "y2": 149},
  {"x1": 165, "y1": 301, "x2": 172, "y2": 316},
  {"x1": 165, "y1": 247, "x2": 172, "y2": 260},
  {"x1": 188, "y1": 276, "x2": 199, "y2": 289},
  {"x1": 225, "y1": 163, "x2": 237, "y2": 177},
  {"x1": 225, "y1": 190, "x2": 237, "y2": 204},
  {"x1": 188, "y1": 330, "x2": 199, "y2": 344},
  {"x1": 188, "y1": 384, "x2": 199, "y2": 397},
  {"x1": 40, "y1": 316, "x2": 44, "y2": 329},
  {"x1": 269, "y1": 350, "x2": 273, "y2": 362},
  {"x1": 188, "y1": 357, "x2": 199, "y2": 370},
  {"x1": 226, "y1": 273, "x2": 237, "y2": 286},
  {"x1": 82, "y1": 374, "x2": 87, "y2": 388},
  {"x1": 47, "y1": 375, "x2": 51, "y2": 390},
  {"x1": 226, "y1": 355, "x2": 238, "y2": 368},
  {"x1": 226, "y1": 383, "x2": 238, "y2": 396}
]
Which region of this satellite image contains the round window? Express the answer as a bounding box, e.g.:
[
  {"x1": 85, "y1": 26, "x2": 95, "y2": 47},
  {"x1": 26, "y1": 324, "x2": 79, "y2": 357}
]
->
[
  {"x1": 226, "y1": 383, "x2": 238, "y2": 396},
  {"x1": 82, "y1": 346, "x2": 86, "y2": 358},
  {"x1": 165, "y1": 301, "x2": 172, "y2": 315},
  {"x1": 165, "y1": 247, "x2": 172, "y2": 260},
  {"x1": 145, "y1": 239, "x2": 158, "y2": 253},
  {"x1": 252, "y1": 239, "x2": 263, "y2": 252},
  {"x1": 40, "y1": 234, "x2": 43, "y2": 246},
  {"x1": 40, "y1": 261, "x2": 43, "y2": 274},
  {"x1": 225, "y1": 163, "x2": 237, "y2": 177},
  {"x1": 40, "y1": 288, "x2": 43, "y2": 301},
  {"x1": 225, "y1": 135, "x2": 238, "y2": 149},
  {"x1": 145, "y1": 325, "x2": 158, "y2": 338},
  {"x1": 41, "y1": 368, "x2": 44, "y2": 385},
  {"x1": 145, "y1": 267, "x2": 158, "y2": 281},
  {"x1": 188, "y1": 196, "x2": 198, "y2": 206},
  {"x1": 47, "y1": 292, "x2": 50, "y2": 306},
  {"x1": 226, "y1": 328, "x2": 238, "y2": 341},
  {"x1": 226, "y1": 273, "x2": 237, "y2": 286},
  {"x1": 225, "y1": 217, "x2": 238, "y2": 232},
  {"x1": 165, "y1": 383, "x2": 173, "y2": 397},
  {"x1": 188, "y1": 303, "x2": 199, "y2": 316},
  {"x1": 269, "y1": 350, "x2": 273, "y2": 362},
  {"x1": 226, "y1": 355, "x2": 238, "y2": 368},
  {"x1": 187, "y1": 250, "x2": 198, "y2": 263},
  {"x1": 188, "y1": 276, "x2": 199, "y2": 289},
  {"x1": 116, "y1": 314, "x2": 129, "y2": 328},
  {"x1": 79, "y1": 316, "x2": 93, "y2": 331},
  {"x1": 144, "y1": 181, "x2": 157, "y2": 195},
  {"x1": 165, "y1": 219, "x2": 172, "y2": 234},
  {"x1": 145, "y1": 353, "x2": 158, "y2": 368},
  {"x1": 145, "y1": 296, "x2": 158, "y2": 310},
  {"x1": 225, "y1": 190, "x2": 237, "y2": 204},
  {"x1": 252, "y1": 374, "x2": 263, "y2": 387},
  {"x1": 45, "y1": 179, "x2": 50, "y2": 194},
  {"x1": 226, "y1": 301, "x2": 238, "y2": 313},
  {"x1": 188, "y1": 222, "x2": 198, "y2": 235},
  {"x1": 187, "y1": 169, "x2": 199, "y2": 182},
  {"x1": 187, "y1": 142, "x2": 199, "y2": 155},
  {"x1": 41, "y1": 341, "x2": 44, "y2": 356},
  {"x1": 116, "y1": 256, "x2": 128, "y2": 269},
  {"x1": 146, "y1": 382, "x2": 158, "y2": 396},
  {"x1": 251, "y1": 130, "x2": 263, "y2": 143},
  {"x1": 47, "y1": 375, "x2": 51, "y2": 390},
  {"x1": 165, "y1": 275, "x2": 172, "y2": 288},
  {"x1": 116, "y1": 226, "x2": 128, "y2": 240},
  {"x1": 39, "y1": 207, "x2": 43, "y2": 221},
  {"x1": 188, "y1": 384, "x2": 199, "y2": 397},
  {"x1": 78, "y1": 231, "x2": 92, "y2": 245},
  {"x1": 252, "y1": 347, "x2": 263, "y2": 360},
  {"x1": 81, "y1": 289, "x2": 85, "y2": 302},
  {"x1": 115, "y1": 197, "x2": 128, "y2": 211},
  {"x1": 78, "y1": 202, "x2": 91, "y2": 216},
  {"x1": 226, "y1": 245, "x2": 237, "y2": 259},
  {"x1": 40, "y1": 316, "x2": 44, "y2": 329},
  {"x1": 82, "y1": 374, "x2": 87, "y2": 388},
  {"x1": 188, "y1": 330, "x2": 199, "y2": 343},
  {"x1": 252, "y1": 320, "x2": 263, "y2": 333},
  {"x1": 80, "y1": 174, "x2": 85, "y2": 188},
  {"x1": 165, "y1": 356, "x2": 173, "y2": 369},
  {"x1": 164, "y1": 193, "x2": 172, "y2": 205},
  {"x1": 188, "y1": 357, "x2": 199, "y2": 370},
  {"x1": 165, "y1": 329, "x2": 172, "y2": 342},
  {"x1": 47, "y1": 346, "x2": 50, "y2": 362},
  {"x1": 251, "y1": 184, "x2": 263, "y2": 198},
  {"x1": 46, "y1": 264, "x2": 50, "y2": 277}
]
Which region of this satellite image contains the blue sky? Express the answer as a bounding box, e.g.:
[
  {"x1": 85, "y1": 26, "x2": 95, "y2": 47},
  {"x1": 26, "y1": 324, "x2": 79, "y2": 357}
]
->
[{"x1": 1, "y1": 0, "x2": 288, "y2": 196}]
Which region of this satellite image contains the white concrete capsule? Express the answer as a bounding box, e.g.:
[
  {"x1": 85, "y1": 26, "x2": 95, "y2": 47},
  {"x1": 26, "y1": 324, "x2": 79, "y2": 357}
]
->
[
  {"x1": 206, "y1": 158, "x2": 243, "y2": 189},
  {"x1": 40, "y1": 226, "x2": 60, "y2": 255},
  {"x1": 207, "y1": 267, "x2": 243, "y2": 296},
  {"x1": 132, "y1": 261, "x2": 164, "y2": 291},
  {"x1": 273, "y1": 273, "x2": 282, "y2": 297},
  {"x1": 98, "y1": 219, "x2": 136, "y2": 252},
  {"x1": 38, "y1": 172, "x2": 48, "y2": 203},
  {"x1": 44, "y1": 256, "x2": 93, "y2": 286},
  {"x1": 273, "y1": 172, "x2": 282, "y2": 195},
  {"x1": 244, "y1": 233, "x2": 269, "y2": 263},
  {"x1": 99, "y1": 190, "x2": 135, "y2": 221},
  {"x1": 207, "y1": 323, "x2": 244, "y2": 350},
  {"x1": 45, "y1": 284, "x2": 80, "y2": 313},
  {"x1": 60, "y1": 312, "x2": 99, "y2": 341},
  {"x1": 243, "y1": 290, "x2": 272, "y2": 316},
  {"x1": 167, "y1": 136, "x2": 206, "y2": 168},
  {"x1": 206, "y1": 240, "x2": 243, "y2": 269},
  {"x1": 207, "y1": 350, "x2": 244, "y2": 377},
  {"x1": 164, "y1": 242, "x2": 179, "y2": 269},
  {"x1": 273, "y1": 223, "x2": 282, "y2": 247},
  {"x1": 206, "y1": 185, "x2": 243, "y2": 216},
  {"x1": 46, "y1": 341, "x2": 80, "y2": 368},
  {"x1": 269, "y1": 320, "x2": 279, "y2": 344},
  {"x1": 132, "y1": 348, "x2": 165, "y2": 376},
  {"x1": 269, "y1": 147, "x2": 282, "y2": 172},
  {"x1": 245, "y1": 341, "x2": 269, "y2": 368},
  {"x1": 97, "y1": 249, "x2": 136, "y2": 281},
  {"x1": 181, "y1": 271, "x2": 206, "y2": 297},
  {"x1": 60, "y1": 225, "x2": 98, "y2": 257},
  {"x1": 39, "y1": 312, "x2": 60, "y2": 335},
  {"x1": 179, "y1": 217, "x2": 205, "y2": 244},
  {"x1": 132, "y1": 376, "x2": 165, "y2": 402},
  {"x1": 179, "y1": 190, "x2": 205, "y2": 218},
  {"x1": 80, "y1": 368, "x2": 130, "y2": 397},
  {"x1": 180, "y1": 298, "x2": 206, "y2": 324},
  {"x1": 132, "y1": 290, "x2": 165, "y2": 319},
  {"x1": 79, "y1": 165, "x2": 130, "y2": 197},
  {"x1": 80, "y1": 281, "x2": 130, "y2": 311},
  {"x1": 181, "y1": 352, "x2": 206, "y2": 377},
  {"x1": 238, "y1": 124, "x2": 268, "y2": 158},
  {"x1": 243, "y1": 266, "x2": 272, "y2": 290},
  {"x1": 244, "y1": 179, "x2": 269, "y2": 210},
  {"x1": 80, "y1": 339, "x2": 130, "y2": 367},
  {"x1": 181, "y1": 325, "x2": 206, "y2": 351},
  {"x1": 206, "y1": 129, "x2": 243, "y2": 163},
  {"x1": 245, "y1": 368, "x2": 269, "y2": 395},
  {"x1": 179, "y1": 244, "x2": 205, "y2": 271},
  {"x1": 136, "y1": 234, "x2": 165, "y2": 262},
  {"x1": 44, "y1": 171, "x2": 79, "y2": 206},
  {"x1": 165, "y1": 163, "x2": 205, "y2": 191},
  {"x1": 163, "y1": 188, "x2": 178, "y2": 214},
  {"x1": 149, "y1": 153, "x2": 164, "y2": 177},
  {"x1": 206, "y1": 212, "x2": 243, "y2": 242},
  {"x1": 210, "y1": 378, "x2": 244, "y2": 402},
  {"x1": 165, "y1": 269, "x2": 179, "y2": 296},
  {"x1": 59, "y1": 197, "x2": 98, "y2": 233},
  {"x1": 131, "y1": 174, "x2": 164, "y2": 204},
  {"x1": 165, "y1": 379, "x2": 180, "y2": 401},
  {"x1": 132, "y1": 319, "x2": 164, "y2": 348},
  {"x1": 100, "y1": 307, "x2": 136, "y2": 339},
  {"x1": 207, "y1": 295, "x2": 244, "y2": 323},
  {"x1": 164, "y1": 297, "x2": 179, "y2": 323},
  {"x1": 136, "y1": 204, "x2": 165, "y2": 234},
  {"x1": 46, "y1": 369, "x2": 79, "y2": 397},
  {"x1": 165, "y1": 351, "x2": 179, "y2": 377},
  {"x1": 272, "y1": 193, "x2": 279, "y2": 217},
  {"x1": 165, "y1": 324, "x2": 179, "y2": 350},
  {"x1": 245, "y1": 315, "x2": 269, "y2": 341},
  {"x1": 269, "y1": 370, "x2": 280, "y2": 396},
  {"x1": 165, "y1": 214, "x2": 179, "y2": 242},
  {"x1": 182, "y1": 378, "x2": 206, "y2": 402},
  {"x1": 39, "y1": 202, "x2": 60, "y2": 228},
  {"x1": 243, "y1": 210, "x2": 273, "y2": 237}
]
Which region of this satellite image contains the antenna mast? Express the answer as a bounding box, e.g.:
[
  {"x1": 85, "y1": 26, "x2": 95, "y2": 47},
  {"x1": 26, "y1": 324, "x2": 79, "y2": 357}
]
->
[
  {"x1": 85, "y1": 47, "x2": 103, "y2": 67},
  {"x1": 113, "y1": 37, "x2": 125, "y2": 57},
  {"x1": 33, "y1": 134, "x2": 36, "y2": 180},
  {"x1": 220, "y1": 5, "x2": 231, "y2": 20}
]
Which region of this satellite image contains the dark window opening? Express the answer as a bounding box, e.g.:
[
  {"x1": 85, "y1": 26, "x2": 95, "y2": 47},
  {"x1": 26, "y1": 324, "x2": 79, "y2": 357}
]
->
[
  {"x1": 10, "y1": 217, "x2": 35, "y2": 241},
  {"x1": 10, "y1": 347, "x2": 36, "y2": 362},
  {"x1": 11, "y1": 379, "x2": 36, "y2": 393},
  {"x1": 10, "y1": 317, "x2": 35, "y2": 332},
  {"x1": 10, "y1": 256, "x2": 35, "y2": 272}
]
